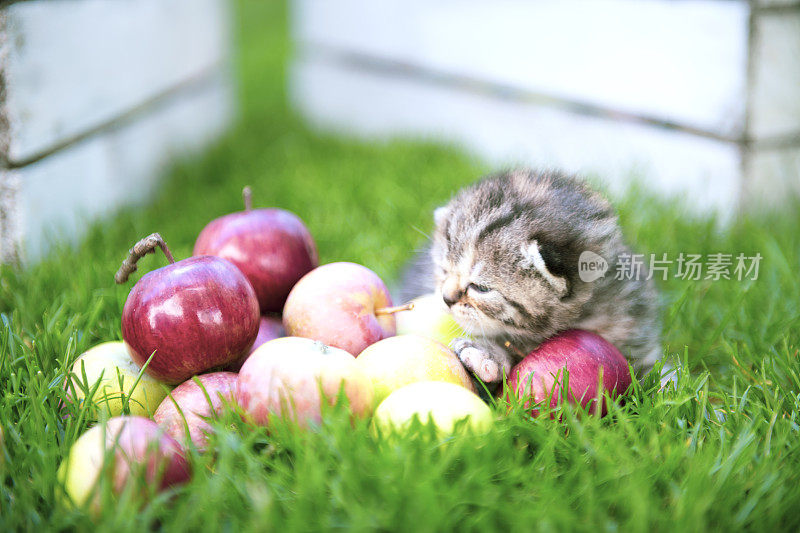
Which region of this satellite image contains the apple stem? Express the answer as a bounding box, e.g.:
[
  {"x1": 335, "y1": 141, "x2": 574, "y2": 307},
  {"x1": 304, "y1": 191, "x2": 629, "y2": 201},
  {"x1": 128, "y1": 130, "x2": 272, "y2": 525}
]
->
[
  {"x1": 243, "y1": 186, "x2": 253, "y2": 211},
  {"x1": 374, "y1": 302, "x2": 414, "y2": 316},
  {"x1": 504, "y1": 341, "x2": 527, "y2": 358},
  {"x1": 114, "y1": 233, "x2": 176, "y2": 284}
]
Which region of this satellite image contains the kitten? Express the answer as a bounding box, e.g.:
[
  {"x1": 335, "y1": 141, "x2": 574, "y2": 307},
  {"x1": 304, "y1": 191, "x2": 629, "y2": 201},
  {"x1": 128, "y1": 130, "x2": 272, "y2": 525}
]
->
[{"x1": 398, "y1": 169, "x2": 662, "y2": 387}]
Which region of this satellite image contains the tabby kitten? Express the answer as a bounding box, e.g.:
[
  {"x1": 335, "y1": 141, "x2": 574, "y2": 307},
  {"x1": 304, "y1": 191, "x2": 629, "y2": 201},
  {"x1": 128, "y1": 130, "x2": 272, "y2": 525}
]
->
[{"x1": 398, "y1": 169, "x2": 662, "y2": 386}]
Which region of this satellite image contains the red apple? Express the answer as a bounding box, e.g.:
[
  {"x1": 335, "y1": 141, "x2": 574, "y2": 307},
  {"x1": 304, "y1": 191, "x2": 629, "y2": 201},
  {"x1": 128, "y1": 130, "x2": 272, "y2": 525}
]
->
[
  {"x1": 193, "y1": 188, "x2": 318, "y2": 313},
  {"x1": 58, "y1": 416, "x2": 190, "y2": 511},
  {"x1": 237, "y1": 337, "x2": 373, "y2": 429},
  {"x1": 282, "y1": 262, "x2": 397, "y2": 356},
  {"x1": 154, "y1": 372, "x2": 238, "y2": 451},
  {"x1": 507, "y1": 330, "x2": 632, "y2": 416},
  {"x1": 117, "y1": 233, "x2": 260, "y2": 384}
]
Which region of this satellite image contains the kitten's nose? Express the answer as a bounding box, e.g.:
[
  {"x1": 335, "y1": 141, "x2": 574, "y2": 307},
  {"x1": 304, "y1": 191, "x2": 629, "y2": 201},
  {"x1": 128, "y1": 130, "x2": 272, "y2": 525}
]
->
[
  {"x1": 442, "y1": 278, "x2": 462, "y2": 307},
  {"x1": 443, "y1": 293, "x2": 458, "y2": 307}
]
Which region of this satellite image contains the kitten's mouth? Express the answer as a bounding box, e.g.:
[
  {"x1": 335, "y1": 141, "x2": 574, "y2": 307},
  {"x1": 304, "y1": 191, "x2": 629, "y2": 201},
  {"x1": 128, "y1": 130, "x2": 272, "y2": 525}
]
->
[{"x1": 450, "y1": 304, "x2": 507, "y2": 337}]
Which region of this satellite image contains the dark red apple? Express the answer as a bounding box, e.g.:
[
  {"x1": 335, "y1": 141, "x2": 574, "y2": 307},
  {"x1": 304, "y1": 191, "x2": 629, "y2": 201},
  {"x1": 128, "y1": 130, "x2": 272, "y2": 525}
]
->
[
  {"x1": 154, "y1": 372, "x2": 238, "y2": 451},
  {"x1": 116, "y1": 233, "x2": 260, "y2": 384},
  {"x1": 193, "y1": 188, "x2": 318, "y2": 313},
  {"x1": 282, "y1": 262, "x2": 398, "y2": 356},
  {"x1": 506, "y1": 330, "x2": 632, "y2": 416},
  {"x1": 58, "y1": 416, "x2": 190, "y2": 512}
]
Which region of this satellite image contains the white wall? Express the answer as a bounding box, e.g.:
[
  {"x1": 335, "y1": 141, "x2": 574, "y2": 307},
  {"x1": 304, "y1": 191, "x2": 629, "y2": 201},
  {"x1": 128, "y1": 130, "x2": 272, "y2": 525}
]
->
[
  {"x1": 290, "y1": 0, "x2": 800, "y2": 213},
  {"x1": 0, "y1": 0, "x2": 234, "y2": 262}
]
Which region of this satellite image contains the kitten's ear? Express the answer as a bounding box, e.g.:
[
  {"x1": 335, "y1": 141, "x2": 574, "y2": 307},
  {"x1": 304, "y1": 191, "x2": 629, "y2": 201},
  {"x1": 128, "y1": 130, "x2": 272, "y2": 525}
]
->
[
  {"x1": 433, "y1": 206, "x2": 449, "y2": 227},
  {"x1": 520, "y1": 240, "x2": 568, "y2": 297}
]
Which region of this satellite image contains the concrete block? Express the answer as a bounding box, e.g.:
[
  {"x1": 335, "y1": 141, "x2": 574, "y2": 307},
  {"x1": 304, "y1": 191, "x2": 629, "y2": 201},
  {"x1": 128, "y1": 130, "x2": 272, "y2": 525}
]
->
[
  {"x1": 2, "y1": 0, "x2": 231, "y2": 164},
  {"x1": 290, "y1": 0, "x2": 800, "y2": 213},
  {"x1": 293, "y1": 0, "x2": 750, "y2": 137},
  {"x1": 755, "y1": 1, "x2": 800, "y2": 7},
  {"x1": 749, "y1": 10, "x2": 800, "y2": 140},
  {"x1": 744, "y1": 146, "x2": 800, "y2": 207},
  {"x1": 5, "y1": 70, "x2": 232, "y2": 262},
  {"x1": 291, "y1": 56, "x2": 742, "y2": 213}
]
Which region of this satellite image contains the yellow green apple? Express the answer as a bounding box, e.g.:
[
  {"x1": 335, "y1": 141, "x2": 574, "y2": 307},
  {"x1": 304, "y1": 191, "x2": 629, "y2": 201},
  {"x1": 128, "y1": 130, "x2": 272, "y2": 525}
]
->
[
  {"x1": 373, "y1": 381, "x2": 493, "y2": 436},
  {"x1": 356, "y1": 334, "x2": 476, "y2": 404},
  {"x1": 395, "y1": 293, "x2": 469, "y2": 346},
  {"x1": 66, "y1": 341, "x2": 171, "y2": 418}
]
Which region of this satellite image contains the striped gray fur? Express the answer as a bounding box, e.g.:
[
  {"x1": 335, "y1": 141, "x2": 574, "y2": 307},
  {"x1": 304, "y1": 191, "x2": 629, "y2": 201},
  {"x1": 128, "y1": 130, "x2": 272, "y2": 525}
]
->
[{"x1": 398, "y1": 169, "x2": 662, "y2": 387}]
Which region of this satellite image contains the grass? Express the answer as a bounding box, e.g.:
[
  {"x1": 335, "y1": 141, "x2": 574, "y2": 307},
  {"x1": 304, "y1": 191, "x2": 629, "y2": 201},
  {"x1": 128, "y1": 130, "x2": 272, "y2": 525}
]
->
[{"x1": 2, "y1": 0, "x2": 800, "y2": 530}]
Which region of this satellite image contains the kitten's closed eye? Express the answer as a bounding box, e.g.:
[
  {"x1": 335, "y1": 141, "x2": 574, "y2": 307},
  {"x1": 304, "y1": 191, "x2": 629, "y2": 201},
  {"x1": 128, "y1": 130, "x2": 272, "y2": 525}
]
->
[{"x1": 468, "y1": 283, "x2": 491, "y2": 294}]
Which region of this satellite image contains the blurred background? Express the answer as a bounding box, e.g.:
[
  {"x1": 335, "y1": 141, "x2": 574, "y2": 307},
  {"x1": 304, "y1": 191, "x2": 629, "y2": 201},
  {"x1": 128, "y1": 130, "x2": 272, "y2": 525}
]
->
[
  {"x1": 291, "y1": 0, "x2": 799, "y2": 211},
  {"x1": 0, "y1": 0, "x2": 797, "y2": 265}
]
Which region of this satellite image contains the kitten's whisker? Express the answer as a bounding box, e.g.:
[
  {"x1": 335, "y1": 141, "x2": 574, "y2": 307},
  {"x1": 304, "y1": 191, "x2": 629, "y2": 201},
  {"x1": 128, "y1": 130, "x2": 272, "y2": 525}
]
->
[
  {"x1": 444, "y1": 322, "x2": 460, "y2": 336},
  {"x1": 410, "y1": 225, "x2": 431, "y2": 240},
  {"x1": 478, "y1": 319, "x2": 489, "y2": 344}
]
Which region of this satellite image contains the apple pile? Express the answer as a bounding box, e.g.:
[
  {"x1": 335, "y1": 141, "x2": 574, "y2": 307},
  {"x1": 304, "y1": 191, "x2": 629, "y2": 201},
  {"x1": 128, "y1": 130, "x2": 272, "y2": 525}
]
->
[
  {"x1": 59, "y1": 188, "x2": 491, "y2": 511},
  {"x1": 59, "y1": 186, "x2": 634, "y2": 511}
]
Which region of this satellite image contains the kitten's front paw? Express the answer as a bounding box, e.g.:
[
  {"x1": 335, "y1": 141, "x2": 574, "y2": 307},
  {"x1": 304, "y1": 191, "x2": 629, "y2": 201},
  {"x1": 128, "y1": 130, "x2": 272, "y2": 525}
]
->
[{"x1": 451, "y1": 338, "x2": 500, "y2": 383}]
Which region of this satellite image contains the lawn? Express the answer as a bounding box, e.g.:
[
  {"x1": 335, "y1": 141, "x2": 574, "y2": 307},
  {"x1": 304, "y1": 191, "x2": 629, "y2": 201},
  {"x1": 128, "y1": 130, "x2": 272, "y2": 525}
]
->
[{"x1": 2, "y1": 0, "x2": 800, "y2": 530}]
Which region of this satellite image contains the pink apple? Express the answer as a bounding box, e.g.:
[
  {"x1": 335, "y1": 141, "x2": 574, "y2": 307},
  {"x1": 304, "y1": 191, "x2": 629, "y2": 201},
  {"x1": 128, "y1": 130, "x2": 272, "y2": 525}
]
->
[
  {"x1": 193, "y1": 193, "x2": 318, "y2": 313},
  {"x1": 236, "y1": 337, "x2": 373, "y2": 429},
  {"x1": 58, "y1": 416, "x2": 190, "y2": 512},
  {"x1": 153, "y1": 372, "x2": 238, "y2": 451},
  {"x1": 506, "y1": 329, "x2": 632, "y2": 417},
  {"x1": 282, "y1": 262, "x2": 397, "y2": 355}
]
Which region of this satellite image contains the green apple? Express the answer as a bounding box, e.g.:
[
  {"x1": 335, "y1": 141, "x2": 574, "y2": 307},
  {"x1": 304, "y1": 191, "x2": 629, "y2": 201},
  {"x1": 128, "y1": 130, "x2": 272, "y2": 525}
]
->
[
  {"x1": 66, "y1": 341, "x2": 171, "y2": 418},
  {"x1": 356, "y1": 334, "x2": 476, "y2": 405},
  {"x1": 373, "y1": 381, "x2": 493, "y2": 436},
  {"x1": 395, "y1": 293, "x2": 469, "y2": 347}
]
